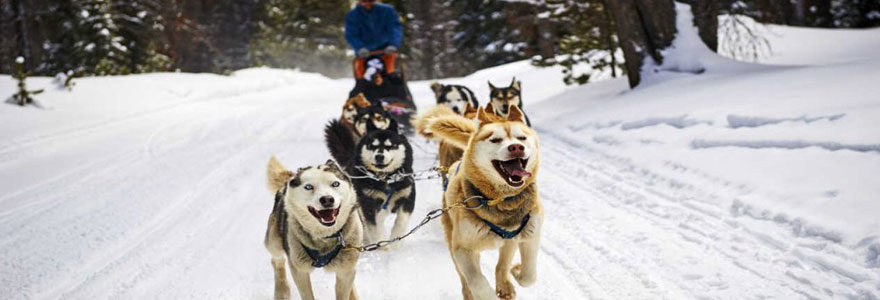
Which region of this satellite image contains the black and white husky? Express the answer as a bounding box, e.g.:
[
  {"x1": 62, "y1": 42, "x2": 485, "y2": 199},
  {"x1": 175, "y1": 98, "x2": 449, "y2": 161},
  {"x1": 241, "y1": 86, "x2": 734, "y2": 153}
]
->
[
  {"x1": 431, "y1": 82, "x2": 479, "y2": 115},
  {"x1": 265, "y1": 158, "x2": 363, "y2": 300},
  {"x1": 326, "y1": 118, "x2": 416, "y2": 246}
]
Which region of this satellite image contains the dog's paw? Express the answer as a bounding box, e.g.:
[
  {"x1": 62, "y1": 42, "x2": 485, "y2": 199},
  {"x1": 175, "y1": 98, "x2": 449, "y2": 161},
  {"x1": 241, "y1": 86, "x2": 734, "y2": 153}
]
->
[
  {"x1": 511, "y1": 264, "x2": 536, "y2": 287},
  {"x1": 274, "y1": 288, "x2": 290, "y2": 300},
  {"x1": 496, "y1": 279, "x2": 516, "y2": 299}
]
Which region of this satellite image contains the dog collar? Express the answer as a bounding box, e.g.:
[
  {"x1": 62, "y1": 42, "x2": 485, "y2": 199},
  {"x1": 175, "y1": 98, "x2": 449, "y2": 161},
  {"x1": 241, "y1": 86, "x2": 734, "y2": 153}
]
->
[
  {"x1": 464, "y1": 182, "x2": 532, "y2": 239},
  {"x1": 301, "y1": 230, "x2": 345, "y2": 268}
]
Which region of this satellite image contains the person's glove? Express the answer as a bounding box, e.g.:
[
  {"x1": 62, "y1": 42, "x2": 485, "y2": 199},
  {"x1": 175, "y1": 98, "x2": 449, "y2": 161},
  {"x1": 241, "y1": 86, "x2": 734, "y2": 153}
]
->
[
  {"x1": 357, "y1": 48, "x2": 370, "y2": 58},
  {"x1": 384, "y1": 45, "x2": 398, "y2": 55}
]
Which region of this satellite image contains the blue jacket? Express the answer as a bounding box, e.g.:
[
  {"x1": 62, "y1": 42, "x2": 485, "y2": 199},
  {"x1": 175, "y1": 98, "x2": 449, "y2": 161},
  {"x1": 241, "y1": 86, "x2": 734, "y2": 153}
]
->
[{"x1": 345, "y1": 3, "x2": 403, "y2": 51}]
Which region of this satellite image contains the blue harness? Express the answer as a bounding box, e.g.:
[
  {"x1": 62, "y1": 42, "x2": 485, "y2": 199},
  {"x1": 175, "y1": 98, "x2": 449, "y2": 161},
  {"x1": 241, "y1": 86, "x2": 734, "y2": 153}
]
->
[
  {"x1": 381, "y1": 186, "x2": 395, "y2": 210},
  {"x1": 301, "y1": 230, "x2": 344, "y2": 268},
  {"x1": 443, "y1": 163, "x2": 531, "y2": 239}
]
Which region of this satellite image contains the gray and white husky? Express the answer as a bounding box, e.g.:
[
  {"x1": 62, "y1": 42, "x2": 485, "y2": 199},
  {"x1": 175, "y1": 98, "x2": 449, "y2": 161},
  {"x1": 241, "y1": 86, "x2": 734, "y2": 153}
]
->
[{"x1": 265, "y1": 157, "x2": 363, "y2": 300}]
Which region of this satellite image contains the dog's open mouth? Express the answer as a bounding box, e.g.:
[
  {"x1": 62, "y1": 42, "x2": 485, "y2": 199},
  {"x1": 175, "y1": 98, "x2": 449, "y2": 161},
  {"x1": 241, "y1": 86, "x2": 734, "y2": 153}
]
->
[
  {"x1": 492, "y1": 158, "x2": 531, "y2": 187},
  {"x1": 308, "y1": 207, "x2": 340, "y2": 226}
]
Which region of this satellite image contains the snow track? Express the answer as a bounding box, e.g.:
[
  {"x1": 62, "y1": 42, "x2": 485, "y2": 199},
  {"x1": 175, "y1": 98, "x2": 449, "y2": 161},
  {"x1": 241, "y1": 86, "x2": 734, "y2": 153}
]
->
[{"x1": 537, "y1": 130, "x2": 879, "y2": 299}]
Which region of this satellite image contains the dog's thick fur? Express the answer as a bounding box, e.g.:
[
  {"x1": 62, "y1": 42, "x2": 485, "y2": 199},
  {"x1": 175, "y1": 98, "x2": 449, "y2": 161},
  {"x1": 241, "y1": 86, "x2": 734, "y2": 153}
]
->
[
  {"x1": 265, "y1": 157, "x2": 363, "y2": 300},
  {"x1": 431, "y1": 82, "x2": 480, "y2": 115},
  {"x1": 421, "y1": 106, "x2": 542, "y2": 300},
  {"x1": 327, "y1": 119, "x2": 416, "y2": 246},
  {"x1": 415, "y1": 105, "x2": 499, "y2": 173},
  {"x1": 488, "y1": 78, "x2": 531, "y2": 126}
]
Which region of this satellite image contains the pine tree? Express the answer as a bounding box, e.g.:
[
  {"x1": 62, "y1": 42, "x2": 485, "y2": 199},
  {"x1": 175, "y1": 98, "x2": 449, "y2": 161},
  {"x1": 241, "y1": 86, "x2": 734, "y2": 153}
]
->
[
  {"x1": 450, "y1": 0, "x2": 529, "y2": 71},
  {"x1": 251, "y1": 0, "x2": 350, "y2": 77},
  {"x1": 9, "y1": 57, "x2": 44, "y2": 107},
  {"x1": 72, "y1": 0, "x2": 131, "y2": 75},
  {"x1": 110, "y1": 0, "x2": 172, "y2": 73},
  {"x1": 534, "y1": 0, "x2": 625, "y2": 85}
]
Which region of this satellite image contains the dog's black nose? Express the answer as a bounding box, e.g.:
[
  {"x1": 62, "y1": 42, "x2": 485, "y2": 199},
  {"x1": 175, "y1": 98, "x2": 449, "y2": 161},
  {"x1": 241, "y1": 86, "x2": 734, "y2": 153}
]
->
[
  {"x1": 319, "y1": 196, "x2": 335, "y2": 208},
  {"x1": 452, "y1": 106, "x2": 460, "y2": 114},
  {"x1": 375, "y1": 154, "x2": 385, "y2": 163}
]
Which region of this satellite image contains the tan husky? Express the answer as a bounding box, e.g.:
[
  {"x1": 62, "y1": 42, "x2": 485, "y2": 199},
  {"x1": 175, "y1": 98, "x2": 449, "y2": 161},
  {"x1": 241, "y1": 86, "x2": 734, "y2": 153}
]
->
[
  {"x1": 265, "y1": 157, "x2": 363, "y2": 300},
  {"x1": 422, "y1": 105, "x2": 542, "y2": 299}
]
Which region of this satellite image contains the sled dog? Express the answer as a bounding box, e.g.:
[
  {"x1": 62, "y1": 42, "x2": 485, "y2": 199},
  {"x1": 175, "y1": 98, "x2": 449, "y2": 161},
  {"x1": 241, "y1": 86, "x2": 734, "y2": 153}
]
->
[
  {"x1": 265, "y1": 158, "x2": 363, "y2": 300},
  {"x1": 488, "y1": 78, "x2": 531, "y2": 126},
  {"x1": 431, "y1": 82, "x2": 480, "y2": 115},
  {"x1": 422, "y1": 105, "x2": 542, "y2": 300},
  {"x1": 341, "y1": 93, "x2": 372, "y2": 133},
  {"x1": 327, "y1": 119, "x2": 416, "y2": 247}
]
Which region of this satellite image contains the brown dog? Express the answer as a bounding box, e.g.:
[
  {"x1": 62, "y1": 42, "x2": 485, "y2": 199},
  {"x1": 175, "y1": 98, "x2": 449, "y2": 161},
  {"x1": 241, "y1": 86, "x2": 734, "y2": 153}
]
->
[{"x1": 421, "y1": 106, "x2": 542, "y2": 299}]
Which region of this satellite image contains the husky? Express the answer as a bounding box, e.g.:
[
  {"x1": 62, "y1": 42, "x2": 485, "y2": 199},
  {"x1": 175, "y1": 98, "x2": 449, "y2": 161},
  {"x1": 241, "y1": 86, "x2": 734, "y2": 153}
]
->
[
  {"x1": 341, "y1": 93, "x2": 372, "y2": 130},
  {"x1": 325, "y1": 101, "x2": 393, "y2": 168},
  {"x1": 415, "y1": 105, "x2": 500, "y2": 187},
  {"x1": 488, "y1": 78, "x2": 531, "y2": 126},
  {"x1": 419, "y1": 105, "x2": 542, "y2": 300},
  {"x1": 353, "y1": 103, "x2": 393, "y2": 137},
  {"x1": 265, "y1": 157, "x2": 363, "y2": 300},
  {"x1": 430, "y1": 82, "x2": 480, "y2": 115},
  {"x1": 328, "y1": 118, "x2": 416, "y2": 246}
]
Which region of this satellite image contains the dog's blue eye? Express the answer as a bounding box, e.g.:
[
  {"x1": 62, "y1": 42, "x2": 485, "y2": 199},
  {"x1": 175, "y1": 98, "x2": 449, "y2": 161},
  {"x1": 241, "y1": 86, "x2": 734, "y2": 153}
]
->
[
  {"x1": 332, "y1": 181, "x2": 340, "y2": 187},
  {"x1": 304, "y1": 184, "x2": 313, "y2": 190}
]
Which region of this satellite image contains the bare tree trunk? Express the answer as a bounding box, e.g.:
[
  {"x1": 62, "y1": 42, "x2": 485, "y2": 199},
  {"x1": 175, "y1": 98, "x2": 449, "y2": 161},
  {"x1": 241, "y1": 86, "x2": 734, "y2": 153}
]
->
[
  {"x1": 680, "y1": 0, "x2": 717, "y2": 52},
  {"x1": 605, "y1": 0, "x2": 677, "y2": 88}
]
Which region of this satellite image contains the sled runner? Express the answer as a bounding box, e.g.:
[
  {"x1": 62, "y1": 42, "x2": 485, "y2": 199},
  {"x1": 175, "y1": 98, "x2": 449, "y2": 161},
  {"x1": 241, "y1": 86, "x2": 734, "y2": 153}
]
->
[{"x1": 350, "y1": 50, "x2": 417, "y2": 135}]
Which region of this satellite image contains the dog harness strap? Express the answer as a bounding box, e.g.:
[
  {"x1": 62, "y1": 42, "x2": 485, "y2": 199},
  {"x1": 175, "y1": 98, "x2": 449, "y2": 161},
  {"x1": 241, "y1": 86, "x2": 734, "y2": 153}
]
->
[
  {"x1": 301, "y1": 230, "x2": 344, "y2": 268},
  {"x1": 443, "y1": 163, "x2": 461, "y2": 192},
  {"x1": 482, "y1": 214, "x2": 531, "y2": 239},
  {"x1": 381, "y1": 186, "x2": 395, "y2": 210}
]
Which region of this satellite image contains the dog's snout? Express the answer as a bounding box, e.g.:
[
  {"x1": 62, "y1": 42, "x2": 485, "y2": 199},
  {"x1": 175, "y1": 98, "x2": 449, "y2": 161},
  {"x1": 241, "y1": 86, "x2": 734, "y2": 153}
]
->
[
  {"x1": 375, "y1": 154, "x2": 385, "y2": 163},
  {"x1": 319, "y1": 196, "x2": 335, "y2": 208},
  {"x1": 508, "y1": 143, "x2": 525, "y2": 156}
]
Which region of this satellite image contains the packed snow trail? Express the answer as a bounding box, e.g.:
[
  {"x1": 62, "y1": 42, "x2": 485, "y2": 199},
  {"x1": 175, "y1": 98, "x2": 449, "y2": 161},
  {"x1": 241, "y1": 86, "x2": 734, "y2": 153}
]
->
[{"x1": 2, "y1": 66, "x2": 878, "y2": 299}]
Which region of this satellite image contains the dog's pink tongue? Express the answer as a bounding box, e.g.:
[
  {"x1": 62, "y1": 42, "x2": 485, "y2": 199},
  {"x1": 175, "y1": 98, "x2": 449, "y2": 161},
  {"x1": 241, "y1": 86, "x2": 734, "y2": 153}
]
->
[
  {"x1": 502, "y1": 160, "x2": 532, "y2": 178},
  {"x1": 510, "y1": 168, "x2": 532, "y2": 178}
]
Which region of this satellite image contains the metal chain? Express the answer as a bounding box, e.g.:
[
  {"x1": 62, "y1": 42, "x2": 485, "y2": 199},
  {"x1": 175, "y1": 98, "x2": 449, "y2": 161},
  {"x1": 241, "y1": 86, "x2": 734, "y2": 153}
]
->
[
  {"x1": 346, "y1": 166, "x2": 446, "y2": 183},
  {"x1": 341, "y1": 195, "x2": 485, "y2": 252}
]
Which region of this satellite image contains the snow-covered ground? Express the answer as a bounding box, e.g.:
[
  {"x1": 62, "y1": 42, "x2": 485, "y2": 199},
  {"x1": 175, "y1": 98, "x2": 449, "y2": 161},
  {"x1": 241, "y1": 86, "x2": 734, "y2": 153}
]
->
[{"x1": 2, "y1": 6, "x2": 879, "y2": 299}]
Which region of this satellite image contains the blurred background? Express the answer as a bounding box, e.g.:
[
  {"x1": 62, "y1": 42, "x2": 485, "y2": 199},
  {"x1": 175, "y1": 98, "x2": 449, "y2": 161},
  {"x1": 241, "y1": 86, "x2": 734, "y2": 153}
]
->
[{"x1": 2, "y1": 0, "x2": 878, "y2": 81}]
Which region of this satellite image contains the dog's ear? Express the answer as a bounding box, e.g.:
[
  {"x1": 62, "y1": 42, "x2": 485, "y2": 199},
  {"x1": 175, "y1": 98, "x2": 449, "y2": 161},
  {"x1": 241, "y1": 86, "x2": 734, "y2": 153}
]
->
[
  {"x1": 485, "y1": 102, "x2": 497, "y2": 116},
  {"x1": 387, "y1": 118, "x2": 400, "y2": 135},
  {"x1": 488, "y1": 80, "x2": 496, "y2": 91},
  {"x1": 354, "y1": 93, "x2": 371, "y2": 108},
  {"x1": 511, "y1": 77, "x2": 520, "y2": 91},
  {"x1": 464, "y1": 103, "x2": 477, "y2": 115},
  {"x1": 267, "y1": 155, "x2": 293, "y2": 192},
  {"x1": 430, "y1": 81, "x2": 444, "y2": 96},
  {"x1": 428, "y1": 114, "x2": 476, "y2": 149},
  {"x1": 477, "y1": 106, "x2": 497, "y2": 126},
  {"x1": 507, "y1": 104, "x2": 526, "y2": 124}
]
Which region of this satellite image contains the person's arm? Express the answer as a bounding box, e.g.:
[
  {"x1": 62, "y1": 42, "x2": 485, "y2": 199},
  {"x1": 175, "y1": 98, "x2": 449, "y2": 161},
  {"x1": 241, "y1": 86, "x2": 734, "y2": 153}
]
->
[
  {"x1": 386, "y1": 6, "x2": 403, "y2": 48},
  {"x1": 345, "y1": 11, "x2": 364, "y2": 51}
]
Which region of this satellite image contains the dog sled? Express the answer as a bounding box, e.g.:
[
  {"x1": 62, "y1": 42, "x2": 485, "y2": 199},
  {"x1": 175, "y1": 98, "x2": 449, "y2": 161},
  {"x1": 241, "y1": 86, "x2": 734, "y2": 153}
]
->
[{"x1": 349, "y1": 50, "x2": 417, "y2": 134}]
